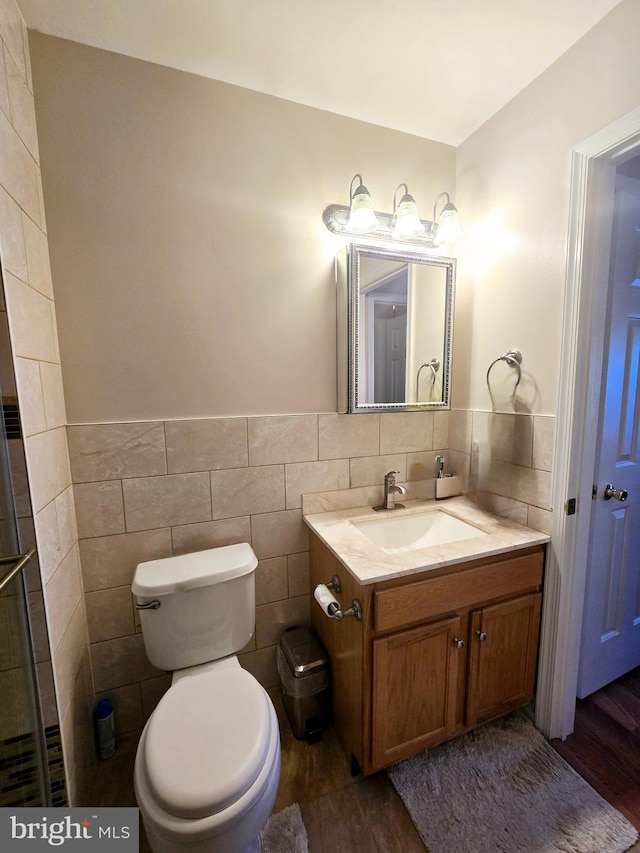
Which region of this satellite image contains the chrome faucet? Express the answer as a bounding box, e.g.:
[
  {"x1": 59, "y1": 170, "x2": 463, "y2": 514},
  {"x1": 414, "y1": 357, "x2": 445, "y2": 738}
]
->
[{"x1": 373, "y1": 470, "x2": 407, "y2": 512}]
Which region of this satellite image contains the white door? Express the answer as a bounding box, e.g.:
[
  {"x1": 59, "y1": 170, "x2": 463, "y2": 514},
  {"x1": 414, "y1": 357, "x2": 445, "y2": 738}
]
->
[
  {"x1": 386, "y1": 313, "x2": 407, "y2": 403},
  {"x1": 577, "y1": 173, "x2": 640, "y2": 698}
]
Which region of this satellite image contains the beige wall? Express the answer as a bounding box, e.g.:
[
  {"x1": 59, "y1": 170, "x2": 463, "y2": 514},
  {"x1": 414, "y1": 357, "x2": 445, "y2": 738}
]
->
[
  {"x1": 29, "y1": 33, "x2": 456, "y2": 423},
  {"x1": 454, "y1": 0, "x2": 640, "y2": 416},
  {"x1": 0, "y1": 0, "x2": 93, "y2": 805}
]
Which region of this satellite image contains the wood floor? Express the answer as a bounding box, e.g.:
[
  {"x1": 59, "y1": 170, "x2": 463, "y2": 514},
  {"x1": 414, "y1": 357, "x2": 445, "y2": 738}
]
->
[
  {"x1": 86, "y1": 678, "x2": 640, "y2": 852},
  {"x1": 550, "y1": 666, "x2": 640, "y2": 835}
]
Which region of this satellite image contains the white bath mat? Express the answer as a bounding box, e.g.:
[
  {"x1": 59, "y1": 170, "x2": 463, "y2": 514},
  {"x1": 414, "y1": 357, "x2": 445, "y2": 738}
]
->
[
  {"x1": 261, "y1": 802, "x2": 308, "y2": 853},
  {"x1": 387, "y1": 714, "x2": 638, "y2": 853}
]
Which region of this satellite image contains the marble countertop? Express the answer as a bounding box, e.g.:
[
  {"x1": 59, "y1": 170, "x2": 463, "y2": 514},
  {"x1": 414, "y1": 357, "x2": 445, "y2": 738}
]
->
[{"x1": 303, "y1": 497, "x2": 550, "y2": 585}]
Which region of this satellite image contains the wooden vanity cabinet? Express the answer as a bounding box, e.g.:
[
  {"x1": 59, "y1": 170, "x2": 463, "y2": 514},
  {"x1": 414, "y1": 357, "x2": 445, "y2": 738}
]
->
[{"x1": 310, "y1": 534, "x2": 544, "y2": 776}]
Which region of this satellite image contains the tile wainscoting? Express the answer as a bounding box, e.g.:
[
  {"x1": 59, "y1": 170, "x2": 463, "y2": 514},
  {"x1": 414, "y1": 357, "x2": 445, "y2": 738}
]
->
[{"x1": 68, "y1": 409, "x2": 554, "y2": 742}]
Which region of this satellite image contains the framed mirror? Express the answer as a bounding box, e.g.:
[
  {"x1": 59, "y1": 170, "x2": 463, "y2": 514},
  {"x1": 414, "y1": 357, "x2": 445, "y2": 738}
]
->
[{"x1": 336, "y1": 243, "x2": 455, "y2": 413}]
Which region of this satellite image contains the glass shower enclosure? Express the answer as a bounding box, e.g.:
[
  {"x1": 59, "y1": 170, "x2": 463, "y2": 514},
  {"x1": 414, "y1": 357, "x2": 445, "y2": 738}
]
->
[{"x1": 0, "y1": 264, "x2": 63, "y2": 806}]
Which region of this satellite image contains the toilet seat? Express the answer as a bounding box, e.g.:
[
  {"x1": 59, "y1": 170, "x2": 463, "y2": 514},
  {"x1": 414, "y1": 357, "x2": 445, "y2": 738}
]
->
[{"x1": 142, "y1": 667, "x2": 272, "y2": 820}]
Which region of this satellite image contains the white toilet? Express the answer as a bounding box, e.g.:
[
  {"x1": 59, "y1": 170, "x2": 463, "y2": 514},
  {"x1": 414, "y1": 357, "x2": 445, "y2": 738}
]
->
[{"x1": 131, "y1": 543, "x2": 281, "y2": 853}]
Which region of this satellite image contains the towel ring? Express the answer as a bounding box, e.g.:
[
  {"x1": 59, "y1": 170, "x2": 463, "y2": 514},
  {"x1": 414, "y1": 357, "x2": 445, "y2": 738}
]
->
[
  {"x1": 486, "y1": 349, "x2": 522, "y2": 396},
  {"x1": 416, "y1": 358, "x2": 440, "y2": 401}
]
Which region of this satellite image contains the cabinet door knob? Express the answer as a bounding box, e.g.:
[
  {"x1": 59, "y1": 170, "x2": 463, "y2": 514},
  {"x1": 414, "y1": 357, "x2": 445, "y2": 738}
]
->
[
  {"x1": 453, "y1": 638, "x2": 465, "y2": 649},
  {"x1": 476, "y1": 630, "x2": 488, "y2": 642}
]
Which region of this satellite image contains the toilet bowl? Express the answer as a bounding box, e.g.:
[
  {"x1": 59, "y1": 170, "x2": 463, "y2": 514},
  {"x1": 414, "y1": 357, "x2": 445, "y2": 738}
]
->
[{"x1": 131, "y1": 545, "x2": 281, "y2": 853}]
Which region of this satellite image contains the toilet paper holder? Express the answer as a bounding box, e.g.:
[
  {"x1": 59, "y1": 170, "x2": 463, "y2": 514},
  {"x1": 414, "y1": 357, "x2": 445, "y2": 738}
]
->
[{"x1": 315, "y1": 576, "x2": 362, "y2": 622}]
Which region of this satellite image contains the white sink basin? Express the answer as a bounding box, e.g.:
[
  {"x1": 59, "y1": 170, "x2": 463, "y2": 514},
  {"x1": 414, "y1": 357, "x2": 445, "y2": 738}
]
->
[{"x1": 353, "y1": 509, "x2": 486, "y2": 554}]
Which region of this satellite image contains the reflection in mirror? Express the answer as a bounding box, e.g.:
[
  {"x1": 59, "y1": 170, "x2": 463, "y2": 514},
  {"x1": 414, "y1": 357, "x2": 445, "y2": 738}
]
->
[{"x1": 337, "y1": 244, "x2": 455, "y2": 413}]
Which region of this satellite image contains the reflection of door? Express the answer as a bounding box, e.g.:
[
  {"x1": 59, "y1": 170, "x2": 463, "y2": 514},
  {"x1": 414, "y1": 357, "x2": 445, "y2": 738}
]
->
[
  {"x1": 384, "y1": 313, "x2": 407, "y2": 403},
  {"x1": 577, "y1": 174, "x2": 640, "y2": 698},
  {"x1": 372, "y1": 302, "x2": 406, "y2": 403}
]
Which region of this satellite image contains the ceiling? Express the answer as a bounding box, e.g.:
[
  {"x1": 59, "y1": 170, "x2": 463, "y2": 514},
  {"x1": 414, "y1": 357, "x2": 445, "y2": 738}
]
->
[{"x1": 17, "y1": 0, "x2": 623, "y2": 146}]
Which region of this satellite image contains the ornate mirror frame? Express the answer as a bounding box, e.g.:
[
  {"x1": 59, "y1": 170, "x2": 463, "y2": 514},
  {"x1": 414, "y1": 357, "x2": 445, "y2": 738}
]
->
[{"x1": 336, "y1": 242, "x2": 455, "y2": 413}]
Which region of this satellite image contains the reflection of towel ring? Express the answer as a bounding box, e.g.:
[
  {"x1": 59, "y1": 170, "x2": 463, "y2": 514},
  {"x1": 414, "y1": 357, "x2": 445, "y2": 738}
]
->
[
  {"x1": 416, "y1": 358, "x2": 440, "y2": 400},
  {"x1": 486, "y1": 349, "x2": 522, "y2": 397}
]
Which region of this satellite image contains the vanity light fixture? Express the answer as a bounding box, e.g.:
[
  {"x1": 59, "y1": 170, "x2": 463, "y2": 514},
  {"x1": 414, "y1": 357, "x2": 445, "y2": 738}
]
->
[
  {"x1": 391, "y1": 184, "x2": 425, "y2": 240},
  {"x1": 432, "y1": 192, "x2": 465, "y2": 246},
  {"x1": 347, "y1": 174, "x2": 379, "y2": 235},
  {"x1": 323, "y1": 174, "x2": 464, "y2": 247}
]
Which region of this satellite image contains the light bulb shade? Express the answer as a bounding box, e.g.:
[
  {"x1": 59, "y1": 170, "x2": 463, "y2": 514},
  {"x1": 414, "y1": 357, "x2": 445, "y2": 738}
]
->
[
  {"x1": 392, "y1": 194, "x2": 425, "y2": 240},
  {"x1": 435, "y1": 203, "x2": 464, "y2": 245},
  {"x1": 348, "y1": 186, "x2": 379, "y2": 234}
]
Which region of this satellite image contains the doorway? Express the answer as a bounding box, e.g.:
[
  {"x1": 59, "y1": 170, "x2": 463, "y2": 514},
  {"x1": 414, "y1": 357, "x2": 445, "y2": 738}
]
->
[
  {"x1": 577, "y1": 161, "x2": 640, "y2": 699},
  {"x1": 535, "y1": 107, "x2": 640, "y2": 742}
]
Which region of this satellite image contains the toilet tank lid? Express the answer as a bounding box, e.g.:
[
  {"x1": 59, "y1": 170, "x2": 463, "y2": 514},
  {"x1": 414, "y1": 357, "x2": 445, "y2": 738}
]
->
[{"x1": 132, "y1": 543, "x2": 258, "y2": 597}]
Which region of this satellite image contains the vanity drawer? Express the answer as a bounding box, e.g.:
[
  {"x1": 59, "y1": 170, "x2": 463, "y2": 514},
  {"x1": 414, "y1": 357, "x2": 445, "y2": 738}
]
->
[{"x1": 373, "y1": 550, "x2": 544, "y2": 633}]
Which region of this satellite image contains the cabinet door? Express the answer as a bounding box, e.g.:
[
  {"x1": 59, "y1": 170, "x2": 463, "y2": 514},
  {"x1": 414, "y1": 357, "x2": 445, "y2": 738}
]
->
[
  {"x1": 466, "y1": 592, "x2": 542, "y2": 727},
  {"x1": 371, "y1": 615, "x2": 463, "y2": 769}
]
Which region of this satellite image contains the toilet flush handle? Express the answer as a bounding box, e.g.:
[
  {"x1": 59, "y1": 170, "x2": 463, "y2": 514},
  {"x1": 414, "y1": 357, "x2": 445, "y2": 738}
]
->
[{"x1": 136, "y1": 600, "x2": 161, "y2": 610}]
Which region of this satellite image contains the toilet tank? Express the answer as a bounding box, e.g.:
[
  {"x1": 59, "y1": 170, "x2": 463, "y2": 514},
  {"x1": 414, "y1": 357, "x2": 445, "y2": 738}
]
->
[{"x1": 131, "y1": 543, "x2": 258, "y2": 672}]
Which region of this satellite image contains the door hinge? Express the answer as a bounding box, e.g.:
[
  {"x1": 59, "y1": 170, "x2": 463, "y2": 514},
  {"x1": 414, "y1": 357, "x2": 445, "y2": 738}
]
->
[{"x1": 565, "y1": 497, "x2": 577, "y2": 516}]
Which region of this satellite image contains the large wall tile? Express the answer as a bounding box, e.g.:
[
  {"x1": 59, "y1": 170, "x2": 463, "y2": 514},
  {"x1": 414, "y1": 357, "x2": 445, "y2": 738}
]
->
[
  {"x1": 0, "y1": 0, "x2": 25, "y2": 78},
  {"x1": 34, "y1": 499, "x2": 62, "y2": 584},
  {"x1": 0, "y1": 39, "x2": 9, "y2": 117},
  {"x1": 211, "y1": 465, "x2": 285, "y2": 519},
  {"x1": 406, "y1": 451, "x2": 441, "y2": 482},
  {"x1": 80, "y1": 528, "x2": 172, "y2": 592},
  {"x1": 250, "y1": 509, "x2": 309, "y2": 559},
  {"x1": 74, "y1": 480, "x2": 125, "y2": 538},
  {"x1": 67, "y1": 422, "x2": 166, "y2": 482},
  {"x1": 533, "y1": 416, "x2": 555, "y2": 472},
  {"x1": 24, "y1": 426, "x2": 71, "y2": 512},
  {"x1": 4, "y1": 269, "x2": 55, "y2": 361},
  {"x1": 255, "y1": 556, "x2": 288, "y2": 605},
  {"x1": 85, "y1": 586, "x2": 134, "y2": 644},
  {"x1": 91, "y1": 634, "x2": 161, "y2": 693},
  {"x1": 123, "y1": 472, "x2": 211, "y2": 531},
  {"x1": 255, "y1": 595, "x2": 310, "y2": 648},
  {"x1": 248, "y1": 415, "x2": 318, "y2": 465},
  {"x1": 140, "y1": 674, "x2": 172, "y2": 722},
  {"x1": 22, "y1": 216, "x2": 52, "y2": 299},
  {"x1": 45, "y1": 544, "x2": 82, "y2": 652},
  {"x1": 165, "y1": 418, "x2": 248, "y2": 473},
  {"x1": 380, "y1": 412, "x2": 434, "y2": 454},
  {"x1": 318, "y1": 414, "x2": 379, "y2": 460},
  {"x1": 55, "y1": 485, "x2": 78, "y2": 560},
  {"x1": 40, "y1": 360, "x2": 67, "y2": 430},
  {"x1": 433, "y1": 411, "x2": 449, "y2": 449},
  {"x1": 349, "y1": 454, "x2": 406, "y2": 489},
  {"x1": 473, "y1": 411, "x2": 533, "y2": 467},
  {"x1": 449, "y1": 409, "x2": 472, "y2": 453},
  {"x1": 527, "y1": 505, "x2": 552, "y2": 535},
  {"x1": 13, "y1": 355, "x2": 46, "y2": 436},
  {"x1": 287, "y1": 552, "x2": 310, "y2": 598},
  {"x1": 171, "y1": 516, "x2": 251, "y2": 554},
  {"x1": 0, "y1": 186, "x2": 26, "y2": 279},
  {"x1": 4, "y1": 45, "x2": 38, "y2": 161},
  {"x1": 481, "y1": 458, "x2": 552, "y2": 510},
  {"x1": 0, "y1": 107, "x2": 38, "y2": 223},
  {"x1": 284, "y1": 459, "x2": 349, "y2": 509},
  {"x1": 238, "y1": 645, "x2": 279, "y2": 690},
  {"x1": 54, "y1": 599, "x2": 90, "y2": 717}
]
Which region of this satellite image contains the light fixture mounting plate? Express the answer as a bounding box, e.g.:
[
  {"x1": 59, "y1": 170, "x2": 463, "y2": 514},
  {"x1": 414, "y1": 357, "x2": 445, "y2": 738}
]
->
[{"x1": 322, "y1": 204, "x2": 439, "y2": 247}]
